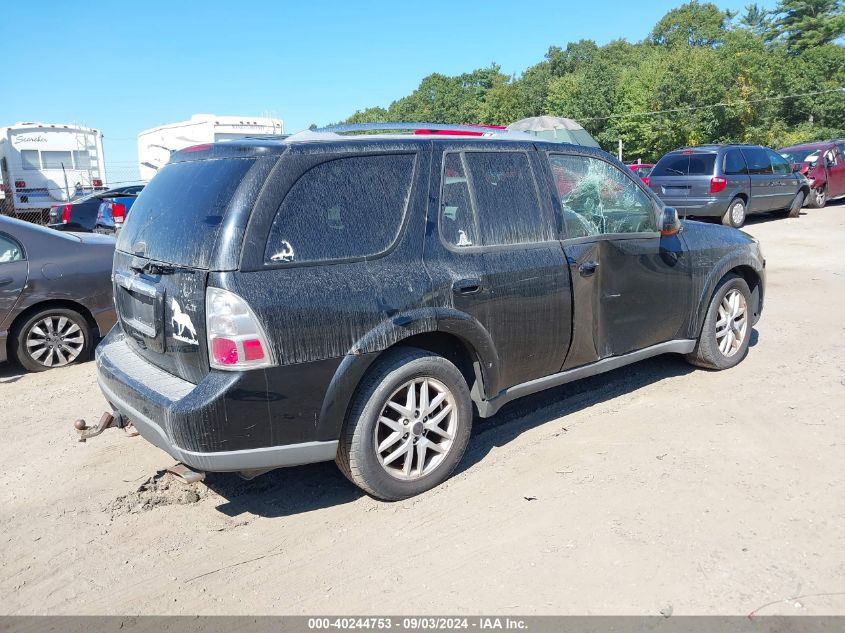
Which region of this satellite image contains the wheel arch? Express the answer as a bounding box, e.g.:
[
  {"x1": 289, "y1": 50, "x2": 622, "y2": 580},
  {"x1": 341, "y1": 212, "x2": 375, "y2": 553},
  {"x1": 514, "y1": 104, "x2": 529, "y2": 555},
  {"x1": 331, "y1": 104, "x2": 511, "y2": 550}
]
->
[
  {"x1": 317, "y1": 315, "x2": 498, "y2": 442},
  {"x1": 8, "y1": 298, "x2": 98, "y2": 341},
  {"x1": 692, "y1": 258, "x2": 763, "y2": 337}
]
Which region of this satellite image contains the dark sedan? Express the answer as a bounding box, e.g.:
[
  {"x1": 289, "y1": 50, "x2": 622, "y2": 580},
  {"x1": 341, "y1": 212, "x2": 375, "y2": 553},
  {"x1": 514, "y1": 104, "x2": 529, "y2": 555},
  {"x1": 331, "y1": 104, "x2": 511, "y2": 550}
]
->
[
  {"x1": 49, "y1": 185, "x2": 144, "y2": 232},
  {"x1": 0, "y1": 216, "x2": 116, "y2": 371}
]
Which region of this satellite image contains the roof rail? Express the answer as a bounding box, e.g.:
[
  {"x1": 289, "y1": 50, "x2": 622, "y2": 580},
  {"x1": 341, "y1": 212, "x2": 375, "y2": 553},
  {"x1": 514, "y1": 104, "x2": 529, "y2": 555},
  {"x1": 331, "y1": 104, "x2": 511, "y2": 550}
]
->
[{"x1": 315, "y1": 122, "x2": 514, "y2": 136}]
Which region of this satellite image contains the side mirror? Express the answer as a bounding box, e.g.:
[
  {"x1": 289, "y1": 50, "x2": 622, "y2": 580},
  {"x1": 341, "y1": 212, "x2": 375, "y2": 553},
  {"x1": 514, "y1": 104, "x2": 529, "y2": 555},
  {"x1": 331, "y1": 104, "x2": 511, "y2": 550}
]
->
[{"x1": 660, "y1": 206, "x2": 682, "y2": 237}]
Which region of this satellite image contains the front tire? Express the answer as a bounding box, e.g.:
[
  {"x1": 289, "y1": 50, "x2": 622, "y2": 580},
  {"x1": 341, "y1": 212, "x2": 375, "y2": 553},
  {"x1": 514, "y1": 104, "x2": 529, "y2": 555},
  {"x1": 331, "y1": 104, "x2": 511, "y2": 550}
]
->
[
  {"x1": 807, "y1": 186, "x2": 827, "y2": 209},
  {"x1": 722, "y1": 197, "x2": 746, "y2": 228},
  {"x1": 12, "y1": 307, "x2": 92, "y2": 372},
  {"x1": 686, "y1": 274, "x2": 752, "y2": 370},
  {"x1": 787, "y1": 190, "x2": 805, "y2": 218},
  {"x1": 336, "y1": 348, "x2": 472, "y2": 501}
]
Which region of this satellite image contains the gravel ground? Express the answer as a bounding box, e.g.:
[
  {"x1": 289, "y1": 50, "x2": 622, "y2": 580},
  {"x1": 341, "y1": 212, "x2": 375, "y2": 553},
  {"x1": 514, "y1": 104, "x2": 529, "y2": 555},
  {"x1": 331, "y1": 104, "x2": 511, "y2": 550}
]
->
[{"x1": 1, "y1": 203, "x2": 843, "y2": 615}]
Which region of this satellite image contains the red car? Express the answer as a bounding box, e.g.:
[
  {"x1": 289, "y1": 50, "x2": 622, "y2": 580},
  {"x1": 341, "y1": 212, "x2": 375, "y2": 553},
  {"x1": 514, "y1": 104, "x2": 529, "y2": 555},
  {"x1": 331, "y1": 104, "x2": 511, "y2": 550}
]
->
[
  {"x1": 627, "y1": 163, "x2": 655, "y2": 186},
  {"x1": 779, "y1": 140, "x2": 845, "y2": 208}
]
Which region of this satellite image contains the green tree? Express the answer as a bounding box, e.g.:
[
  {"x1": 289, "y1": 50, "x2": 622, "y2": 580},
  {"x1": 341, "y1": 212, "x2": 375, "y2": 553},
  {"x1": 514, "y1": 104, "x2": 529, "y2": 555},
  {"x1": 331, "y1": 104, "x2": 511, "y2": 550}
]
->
[
  {"x1": 737, "y1": 3, "x2": 772, "y2": 35},
  {"x1": 649, "y1": 0, "x2": 733, "y2": 46},
  {"x1": 768, "y1": 0, "x2": 845, "y2": 53}
]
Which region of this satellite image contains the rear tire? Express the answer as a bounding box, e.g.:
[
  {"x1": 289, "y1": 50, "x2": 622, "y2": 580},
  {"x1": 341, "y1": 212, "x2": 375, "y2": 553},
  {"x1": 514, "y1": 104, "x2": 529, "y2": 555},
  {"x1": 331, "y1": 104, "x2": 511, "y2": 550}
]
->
[
  {"x1": 12, "y1": 307, "x2": 92, "y2": 372},
  {"x1": 807, "y1": 186, "x2": 827, "y2": 209},
  {"x1": 787, "y1": 191, "x2": 805, "y2": 218},
  {"x1": 686, "y1": 274, "x2": 752, "y2": 370},
  {"x1": 722, "y1": 197, "x2": 746, "y2": 228},
  {"x1": 336, "y1": 347, "x2": 473, "y2": 501}
]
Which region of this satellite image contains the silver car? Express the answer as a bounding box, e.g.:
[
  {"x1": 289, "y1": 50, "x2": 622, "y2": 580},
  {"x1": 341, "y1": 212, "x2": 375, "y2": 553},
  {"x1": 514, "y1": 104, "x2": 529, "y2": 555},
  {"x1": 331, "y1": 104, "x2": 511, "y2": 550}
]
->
[{"x1": 649, "y1": 144, "x2": 809, "y2": 228}]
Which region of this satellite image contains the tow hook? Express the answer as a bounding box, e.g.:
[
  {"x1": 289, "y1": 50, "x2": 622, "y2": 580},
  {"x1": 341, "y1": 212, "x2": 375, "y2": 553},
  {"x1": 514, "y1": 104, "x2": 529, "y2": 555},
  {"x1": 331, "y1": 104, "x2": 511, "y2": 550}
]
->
[{"x1": 74, "y1": 411, "x2": 138, "y2": 442}]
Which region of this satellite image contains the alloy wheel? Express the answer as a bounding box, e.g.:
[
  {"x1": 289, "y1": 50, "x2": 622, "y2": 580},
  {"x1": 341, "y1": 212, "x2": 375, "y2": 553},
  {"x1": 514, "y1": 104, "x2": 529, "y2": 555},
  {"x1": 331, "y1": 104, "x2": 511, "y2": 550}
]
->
[
  {"x1": 715, "y1": 289, "x2": 748, "y2": 357},
  {"x1": 374, "y1": 377, "x2": 458, "y2": 480},
  {"x1": 816, "y1": 188, "x2": 826, "y2": 207},
  {"x1": 25, "y1": 315, "x2": 85, "y2": 367}
]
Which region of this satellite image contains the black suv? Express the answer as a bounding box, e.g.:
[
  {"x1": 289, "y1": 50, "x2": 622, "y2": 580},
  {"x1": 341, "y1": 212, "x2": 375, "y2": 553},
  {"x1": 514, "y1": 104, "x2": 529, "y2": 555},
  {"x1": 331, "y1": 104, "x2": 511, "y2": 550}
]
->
[{"x1": 96, "y1": 124, "x2": 765, "y2": 500}]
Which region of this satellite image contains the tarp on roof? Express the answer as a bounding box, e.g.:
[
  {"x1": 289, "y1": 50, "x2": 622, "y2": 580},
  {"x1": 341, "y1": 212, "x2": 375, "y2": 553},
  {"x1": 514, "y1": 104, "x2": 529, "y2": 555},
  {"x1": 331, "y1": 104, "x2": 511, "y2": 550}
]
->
[{"x1": 507, "y1": 116, "x2": 600, "y2": 148}]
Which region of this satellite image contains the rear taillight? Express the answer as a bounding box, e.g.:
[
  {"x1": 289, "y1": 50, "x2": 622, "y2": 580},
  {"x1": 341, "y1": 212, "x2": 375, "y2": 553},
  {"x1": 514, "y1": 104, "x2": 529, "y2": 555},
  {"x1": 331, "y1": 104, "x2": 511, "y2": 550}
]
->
[
  {"x1": 62, "y1": 204, "x2": 72, "y2": 223},
  {"x1": 710, "y1": 176, "x2": 727, "y2": 194},
  {"x1": 14, "y1": 180, "x2": 25, "y2": 189},
  {"x1": 642, "y1": 176, "x2": 650, "y2": 186},
  {"x1": 206, "y1": 287, "x2": 274, "y2": 370},
  {"x1": 111, "y1": 202, "x2": 126, "y2": 223},
  {"x1": 93, "y1": 179, "x2": 103, "y2": 187}
]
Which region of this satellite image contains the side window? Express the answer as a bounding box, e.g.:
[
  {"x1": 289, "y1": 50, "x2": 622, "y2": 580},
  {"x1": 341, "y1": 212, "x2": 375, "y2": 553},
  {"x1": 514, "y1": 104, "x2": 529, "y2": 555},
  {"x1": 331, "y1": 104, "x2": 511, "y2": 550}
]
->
[
  {"x1": 837, "y1": 144, "x2": 845, "y2": 163},
  {"x1": 21, "y1": 150, "x2": 40, "y2": 170},
  {"x1": 264, "y1": 154, "x2": 415, "y2": 264},
  {"x1": 440, "y1": 153, "x2": 478, "y2": 248},
  {"x1": 741, "y1": 147, "x2": 773, "y2": 175},
  {"x1": 0, "y1": 234, "x2": 23, "y2": 263},
  {"x1": 440, "y1": 151, "x2": 549, "y2": 248},
  {"x1": 825, "y1": 149, "x2": 837, "y2": 166},
  {"x1": 549, "y1": 154, "x2": 657, "y2": 237},
  {"x1": 723, "y1": 149, "x2": 747, "y2": 175},
  {"x1": 463, "y1": 151, "x2": 548, "y2": 246},
  {"x1": 766, "y1": 149, "x2": 791, "y2": 175}
]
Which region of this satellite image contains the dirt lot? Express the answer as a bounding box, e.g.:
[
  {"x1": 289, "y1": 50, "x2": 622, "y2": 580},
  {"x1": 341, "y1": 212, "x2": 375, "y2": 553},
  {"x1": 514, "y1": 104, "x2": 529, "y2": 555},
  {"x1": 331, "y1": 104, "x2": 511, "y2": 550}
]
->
[{"x1": 1, "y1": 204, "x2": 844, "y2": 616}]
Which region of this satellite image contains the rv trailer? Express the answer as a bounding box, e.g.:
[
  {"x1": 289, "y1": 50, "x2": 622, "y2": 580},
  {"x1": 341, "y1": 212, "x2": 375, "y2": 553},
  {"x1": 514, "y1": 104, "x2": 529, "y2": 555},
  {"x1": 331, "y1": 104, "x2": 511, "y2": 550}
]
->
[{"x1": 137, "y1": 114, "x2": 284, "y2": 181}]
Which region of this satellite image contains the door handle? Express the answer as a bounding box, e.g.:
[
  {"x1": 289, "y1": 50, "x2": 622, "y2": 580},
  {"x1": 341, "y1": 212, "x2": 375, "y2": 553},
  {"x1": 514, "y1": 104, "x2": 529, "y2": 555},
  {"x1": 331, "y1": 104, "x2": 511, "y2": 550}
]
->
[
  {"x1": 0, "y1": 277, "x2": 13, "y2": 287},
  {"x1": 453, "y1": 278, "x2": 482, "y2": 295},
  {"x1": 578, "y1": 261, "x2": 599, "y2": 276}
]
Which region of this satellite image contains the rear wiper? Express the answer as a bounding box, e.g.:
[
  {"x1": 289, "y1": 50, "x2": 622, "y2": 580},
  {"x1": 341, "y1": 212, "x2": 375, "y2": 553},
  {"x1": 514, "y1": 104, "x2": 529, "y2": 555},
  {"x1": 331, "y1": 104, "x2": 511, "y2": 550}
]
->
[{"x1": 130, "y1": 261, "x2": 177, "y2": 275}]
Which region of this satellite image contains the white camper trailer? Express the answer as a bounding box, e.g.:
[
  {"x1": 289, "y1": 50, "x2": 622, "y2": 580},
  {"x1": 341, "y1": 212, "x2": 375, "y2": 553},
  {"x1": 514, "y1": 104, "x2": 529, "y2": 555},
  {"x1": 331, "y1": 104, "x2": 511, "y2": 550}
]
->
[
  {"x1": 0, "y1": 123, "x2": 106, "y2": 212},
  {"x1": 137, "y1": 114, "x2": 284, "y2": 181}
]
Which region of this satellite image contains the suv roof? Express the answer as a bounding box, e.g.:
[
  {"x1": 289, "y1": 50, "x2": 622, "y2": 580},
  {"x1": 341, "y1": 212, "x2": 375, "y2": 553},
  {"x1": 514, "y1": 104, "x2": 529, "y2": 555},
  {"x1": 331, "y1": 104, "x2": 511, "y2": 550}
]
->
[{"x1": 169, "y1": 122, "x2": 583, "y2": 164}]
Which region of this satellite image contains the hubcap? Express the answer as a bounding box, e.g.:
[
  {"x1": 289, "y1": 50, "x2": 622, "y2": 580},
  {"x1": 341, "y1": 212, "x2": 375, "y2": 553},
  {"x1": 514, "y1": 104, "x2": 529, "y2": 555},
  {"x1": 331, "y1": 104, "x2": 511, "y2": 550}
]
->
[
  {"x1": 715, "y1": 289, "x2": 748, "y2": 357},
  {"x1": 817, "y1": 189, "x2": 826, "y2": 205},
  {"x1": 374, "y1": 377, "x2": 458, "y2": 480},
  {"x1": 731, "y1": 202, "x2": 745, "y2": 225},
  {"x1": 25, "y1": 315, "x2": 84, "y2": 367}
]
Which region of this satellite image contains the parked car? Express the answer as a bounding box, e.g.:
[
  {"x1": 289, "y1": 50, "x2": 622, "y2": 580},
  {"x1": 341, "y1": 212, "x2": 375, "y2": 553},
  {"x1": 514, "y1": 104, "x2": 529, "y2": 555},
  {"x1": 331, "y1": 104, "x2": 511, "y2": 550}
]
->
[
  {"x1": 779, "y1": 140, "x2": 845, "y2": 208},
  {"x1": 93, "y1": 194, "x2": 140, "y2": 235},
  {"x1": 0, "y1": 216, "x2": 116, "y2": 371},
  {"x1": 649, "y1": 145, "x2": 809, "y2": 228},
  {"x1": 627, "y1": 163, "x2": 655, "y2": 185},
  {"x1": 48, "y1": 185, "x2": 144, "y2": 232},
  {"x1": 95, "y1": 126, "x2": 765, "y2": 500}
]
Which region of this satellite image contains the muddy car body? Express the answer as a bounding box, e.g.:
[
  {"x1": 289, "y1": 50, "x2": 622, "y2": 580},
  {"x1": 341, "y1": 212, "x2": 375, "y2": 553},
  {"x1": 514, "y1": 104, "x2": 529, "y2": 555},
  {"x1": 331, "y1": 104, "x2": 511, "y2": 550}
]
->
[{"x1": 96, "y1": 124, "x2": 765, "y2": 500}]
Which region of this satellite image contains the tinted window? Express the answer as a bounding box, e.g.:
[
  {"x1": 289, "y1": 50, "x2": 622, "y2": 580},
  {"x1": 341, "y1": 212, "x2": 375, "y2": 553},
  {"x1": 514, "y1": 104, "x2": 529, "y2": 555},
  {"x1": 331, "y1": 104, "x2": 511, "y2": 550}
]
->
[
  {"x1": 463, "y1": 151, "x2": 547, "y2": 246},
  {"x1": 766, "y1": 149, "x2": 791, "y2": 175},
  {"x1": 838, "y1": 144, "x2": 845, "y2": 161},
  {"x1": 0, "y1": 234, "x2": 23, "y2": 262},
  {"x1": 550, "y1": 154, "x2": 657, "y2": 237},
  {"x1": 652, "y1": 153, "x2": 716, "y2": 176},
  {"x1": 41, "y1": 151, "x2": 73, "y2": 169},
  {"x1": 741, "y1": 147, "x2": 772, "y2": 175},
  {"x1": 723, "y1": 149, "x2": 747, "y2": 175},
  {"x1": 21, "y1": 150, "x2": 39, "y2": 170},
  {"x1": 264, "y1": 154, "x2": 415, "y2": 264},
  {"x1": 117, "y1": 158, "x2": 257, "y2": 269},
  {"x1": 440, "y1": 153, "x2": 478, "y2": 248}
]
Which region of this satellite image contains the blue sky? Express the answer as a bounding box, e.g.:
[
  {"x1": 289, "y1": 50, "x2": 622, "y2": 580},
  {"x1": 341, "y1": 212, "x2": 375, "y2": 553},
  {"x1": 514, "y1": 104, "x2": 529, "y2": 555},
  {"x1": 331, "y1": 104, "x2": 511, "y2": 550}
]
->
[{"x1": 0, "y1": 0, "x2": 777, "y2": 171}]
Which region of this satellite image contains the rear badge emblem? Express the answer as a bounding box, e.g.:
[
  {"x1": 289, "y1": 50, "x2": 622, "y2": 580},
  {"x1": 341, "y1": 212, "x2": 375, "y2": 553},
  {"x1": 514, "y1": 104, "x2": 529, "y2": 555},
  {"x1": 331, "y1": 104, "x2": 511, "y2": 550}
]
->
[{"x1": 170, "y1": 298, "x2": 198, "y2": 345}]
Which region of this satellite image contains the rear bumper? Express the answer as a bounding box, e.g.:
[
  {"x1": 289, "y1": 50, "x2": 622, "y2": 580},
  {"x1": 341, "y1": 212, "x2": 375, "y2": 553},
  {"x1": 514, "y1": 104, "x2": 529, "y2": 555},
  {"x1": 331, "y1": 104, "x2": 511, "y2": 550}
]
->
[
  {"x1": 95, "y1": 328, "x2": 338, "y2": 472},
  {"x1": 660, "y1": 196, "x2": 730, "y2": 217}
]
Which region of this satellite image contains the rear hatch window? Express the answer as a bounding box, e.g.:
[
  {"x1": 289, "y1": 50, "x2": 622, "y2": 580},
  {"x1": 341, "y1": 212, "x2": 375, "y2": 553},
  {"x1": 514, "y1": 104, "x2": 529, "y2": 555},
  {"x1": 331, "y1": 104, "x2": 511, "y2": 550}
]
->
[
  {"x1": 117, "y1": 158, "x2": 257, "y2": 268},
  {"x1": 113, "y1": 157, "x2": 259, "y2": 383},
  {"x1": 652, "y1": 153, "x2": 717, "y2": 177}
]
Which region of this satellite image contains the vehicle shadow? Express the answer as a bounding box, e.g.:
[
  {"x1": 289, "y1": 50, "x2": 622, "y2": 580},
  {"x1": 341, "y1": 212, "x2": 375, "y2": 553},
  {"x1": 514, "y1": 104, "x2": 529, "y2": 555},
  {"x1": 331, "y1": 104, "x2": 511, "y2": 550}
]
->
[
  {"x1": 205, "y1": 336, "x2": 763, "y2": 518},
  {"x1": 0, "y1": 362, "x2": 27, "y2": 383}
]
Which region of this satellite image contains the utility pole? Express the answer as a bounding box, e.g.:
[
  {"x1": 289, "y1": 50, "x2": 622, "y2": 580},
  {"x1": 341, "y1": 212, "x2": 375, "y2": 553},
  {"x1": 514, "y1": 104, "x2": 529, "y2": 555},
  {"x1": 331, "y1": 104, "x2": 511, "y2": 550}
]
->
[{"x1": 617, "y1": 139, "x2": 623, "y2": 162}]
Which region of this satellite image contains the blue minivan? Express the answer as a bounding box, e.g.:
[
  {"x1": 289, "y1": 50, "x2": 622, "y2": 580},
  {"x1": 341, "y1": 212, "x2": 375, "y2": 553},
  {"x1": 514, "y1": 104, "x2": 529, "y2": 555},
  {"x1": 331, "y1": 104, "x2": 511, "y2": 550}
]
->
[{"x1": 649, "y1": 144, "x2": 809, "y2": 228}]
